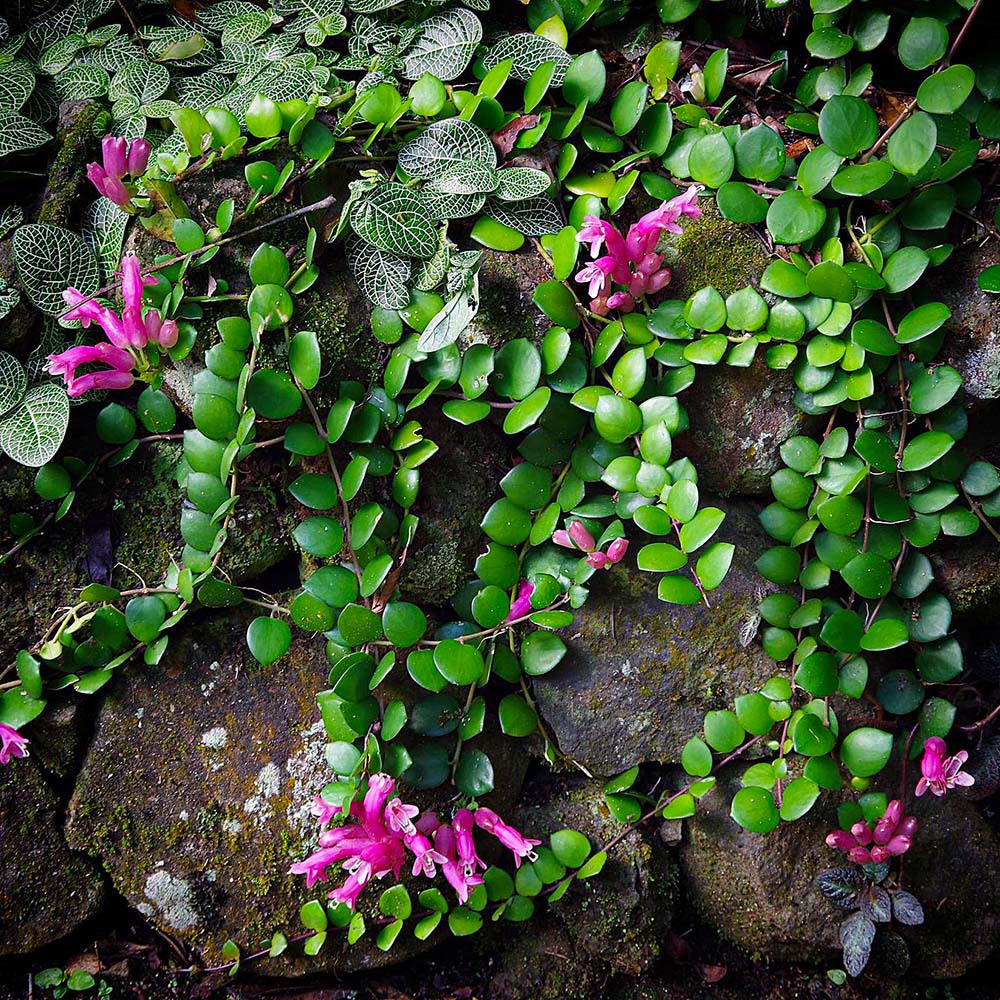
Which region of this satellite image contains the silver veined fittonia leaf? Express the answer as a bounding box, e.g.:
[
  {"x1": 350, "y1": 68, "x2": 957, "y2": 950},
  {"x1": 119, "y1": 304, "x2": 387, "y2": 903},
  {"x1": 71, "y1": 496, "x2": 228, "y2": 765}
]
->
[
  {"x1": 494, "y1": 166, "x2": 551, "y2": 202},
  {"x1": 401, "y1": 8, "x2": 482, "y2": 82},
  {"x1": 13, "y1": 223, "x2": 100, "y2": 320},
  {"x1": 0, "y1": 113, "x2": 50, "y2": 157},
  {"x1": 82, "y1": 197, "x2": 129, "y2": 285},
  {"x1": 109, "y1": 60, "x2": 170, "y2": 104},
  {"x1": 486, "y1": 196, "x2": 563, "y2": 236},
  {"x1": 482, "y1": 33, "x2": 573, "y2": 84},
  {"x1": 0, "y1": 382, "x2": 70, "y2": 467},
  {"x1": 0, "y1": 351, "x2": 27, "y2": 419},
  {"x1": 424, "y1": 160, "x2": 499, "y2": 196},
  {"x1": 346, "y1": 237, "x2": 412, "y2": 310},
  {"x1": 0, "y1": 63, "x2": 34, "y2": 113},
  {"x1": 273, "y1": 0, "x2": 349, "y2": 45},
  {"x1": 350, "y1": 183, "x2": 439, "y2": 259},
  {"x1": 398, "y1": 117, "x2": 496, "y2": 178},
  {"x1": 347, "y1": 0, "x2": 405, "y2": 14}
]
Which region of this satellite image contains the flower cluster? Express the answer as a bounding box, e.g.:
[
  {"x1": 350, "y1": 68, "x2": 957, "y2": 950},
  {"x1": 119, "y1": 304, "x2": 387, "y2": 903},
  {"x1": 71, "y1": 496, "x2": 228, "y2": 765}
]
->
[
  {"x1": 291, "y1": 773, "x2": 540, "y2": 909},
  {"x1": 87, "y1": 135, "x2": 150, "y2": 210},
  {"x1": 825, "y1": 799, "x2": 917, "y2": 865},
  {"x1": 915, "y1": 737, "x2": 975, "y2": 798},
  {"x1": 49, "y1": 254, "x2": 177, "y2": 397},
  {"x1": 553, "y1": 519, "x2": 628, "y2": 570},
  {"x1": 574, "y1": 187, "x2": 702, "y2": 315},
  {"x1": 0, "y1": 722, "x2": 28, "y2": 765}
]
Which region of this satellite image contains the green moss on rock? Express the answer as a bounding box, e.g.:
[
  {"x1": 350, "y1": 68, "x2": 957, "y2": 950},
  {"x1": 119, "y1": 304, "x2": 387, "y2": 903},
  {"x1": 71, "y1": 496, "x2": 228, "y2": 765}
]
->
[
  {"x1": 0, "y1": 758, "x2": 105, "y2": 956},
  {"x1": 662, "y1": 202, "x2": 770, "y2": 299}
]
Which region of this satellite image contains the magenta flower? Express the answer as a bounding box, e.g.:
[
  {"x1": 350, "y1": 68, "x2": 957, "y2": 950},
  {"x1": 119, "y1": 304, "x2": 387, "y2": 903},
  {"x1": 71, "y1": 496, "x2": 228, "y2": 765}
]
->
[
  {"x1": 553, "y1": 521, "x2": 628, "y2": 571},
  {"x1": 453, "y1": 808, "x2": 488, "y2": 879},
  {"x1": 405, "y1": 832, "x2": 446, "y2": 878},
  {"x1": 50, "y1": 254, "x2": 178, "y2": 397},
  {"x1": 311, "y1": 795, "x2": 342, "y2": 826},
  {"x1": 385, "y1": 796, "x2": 420, "y2": 835},
  {"x1": 290, "y1": 773, "x2": 407, "y2": 909},
  {"x1": 0, "y1": 722, "x2": 28, "y2": 765},
  {"x1": 86, "y1": 134, "x2": 151, "y2": 209},
  {"x1": 474, "y1": 807, "x2": 540, "y2": 868},
  {"x1": 435, "y1": 823, "x2": 484, "y2": 904},
  {"x1": 915, "y1": 737, "x2": 975, "y2": 797},
  {"x1": 507, "y1": 580, "x2": 535, "y2": 621},
  {"x1": 825, "y1": 799, "x2": 917, "y2": 865},
  {"x1": 574, "y1": 189, "x2": 702, "y2": 314}
]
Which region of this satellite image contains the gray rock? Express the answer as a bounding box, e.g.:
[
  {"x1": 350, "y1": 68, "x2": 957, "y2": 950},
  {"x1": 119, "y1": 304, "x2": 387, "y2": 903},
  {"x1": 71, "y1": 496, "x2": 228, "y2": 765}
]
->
[
  {"x1": 533, "y1": 500, "x2": 776, "y2": 775},
  {"x1": 677, "y1": 358, "x2": 821, "y2": 497},
  {"x1": 0, "y1": 757, "x2": 105, "y2": 956},
  {"x1": 931, "y1": 240, "x2": 1000, "y2": 404},
  {"x1": 679, "y1": 770, "x2": 1000, "y2": 979},
  {"x1": 66, "y1": 609, "x2": 528, "y2": 973}
]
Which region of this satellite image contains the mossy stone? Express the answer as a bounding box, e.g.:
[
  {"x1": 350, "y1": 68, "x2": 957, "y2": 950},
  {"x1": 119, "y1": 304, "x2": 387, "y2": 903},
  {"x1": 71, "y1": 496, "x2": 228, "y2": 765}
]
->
[
  {"x1": 533, "y1": 499, "x2": 777, "y2": 774},
  {"x1": 677, "y1": 357, "x2": 822, "y2": 497},
  {"x1": 0, "y1": 757, "x2": 105, "y2": 956}
]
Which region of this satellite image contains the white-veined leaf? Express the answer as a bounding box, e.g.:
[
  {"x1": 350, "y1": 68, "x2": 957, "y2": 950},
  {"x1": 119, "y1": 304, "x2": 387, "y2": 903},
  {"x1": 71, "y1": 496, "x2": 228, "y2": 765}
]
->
[
  {"x1": 422, "y1": 190, "x2": 486, "y2": 220},
  {"x1": 0, "y1": 63, "x2": 34, "y2": 113},
  {"x1": 425, "y1": 159, "x2": 499, "y2": 196},
  {"x1": 398, "y1": 116, "x2": 496, "y2": 178},
  {"x1": 0, "y1": 113, "x2": 50, "y2": 157},
  {"x1": 0, "y1": 351, "x2": 27, "y2": 418},
  {"x1": 347, "y1": 237, "x2": 412, "y2": 309},
  {"x1": 486, "y1": 196, "x2": 562, "y2": 236},
  {"x1": 55, "y1": 64, "x2": 110, "y2": 101},
  {"x1": 13, "y1": 223, "x2": 100, "y2": 319},
  {"x1": 401, "y1": 8, "x2": 481, "y2": 82},
  {"x1": 37, "y1": 33, "x2": 88, "y2": 74},
  {"x1": 494, "y1": 166, "x2": 551, "y2": 201},
  {"x1": 82, "y1": 197, "x2": 128, "y2": 285},
  {"x1": 0, "y1": 382, "x2": 70, "y2": 467},
  {"x1": 482, "y1": 33, "x2": 572, "y2": 84},
  {"x1": 109, "y1": 60, "x2": 170, "y2": 103},
  {"x1": 413, "y1": 238, "x2": 450, "y2": 291},
  {"x1": 350, "y1": 183, "x2": 438, "y2": 259},
  {"x1": 347, "y1": 0, "x2": 404, "y2": 12},
  {"x1": 0, "y1": 205, "x2": 24, "y2": 240}
]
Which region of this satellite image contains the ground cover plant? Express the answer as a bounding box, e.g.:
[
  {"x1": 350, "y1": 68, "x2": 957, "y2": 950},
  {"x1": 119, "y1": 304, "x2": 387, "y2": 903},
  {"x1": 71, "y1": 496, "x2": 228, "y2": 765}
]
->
[{"x1": 2, "y1": 0, "x2": 1000, "y2": 996}]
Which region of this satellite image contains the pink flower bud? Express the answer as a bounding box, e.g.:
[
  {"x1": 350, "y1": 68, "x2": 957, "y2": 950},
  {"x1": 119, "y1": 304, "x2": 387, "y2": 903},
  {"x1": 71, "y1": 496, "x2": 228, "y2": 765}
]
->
[
  {"x1": 568, "y1": 520, "x2": 596, "y2": 552},
  {"x1": 851, "y1": 821, "x2": 873, "y2": 845},
  {"x1": 102, "y1": 174, "x2": 131, "y2": 207},
  {"x1": 606, "y1": 538, "x2": 628, "y2": 564},
  {"x1": 628, "y1": 273, "x2": 649, "y2": 298},
  {"x1": 586, "y1": 551, "x2": 612, "y2": 569},
  {"x1": 873, "y1": 818, "x2": 895, "y2": 846},
  {"x1": 826, "y1": 830, "x2": 857, "y2": 851},
  {"x1": 126, "y1": 137, "x2": 151, "y2": 176},
  {"x1": 646, "y1": 269, "x2": 672, "y2": 294},
  {"x1": 606, "y1": 291, "x2": 634, "y2": 312},
  {"x1": 848, "y1": 846, "x2": 872, "y2": 864},
  {"x1": 895, "y1": 816, "x2": 918, "y2": 839},
  {"x1": 102, "y1": 134, "x2": 127, "y2": 178},
  {"x1": 552, "y1": 529, "x2": 573, "y2": 548},
  {"x1": 869, "y1": 846, "x2": 889, "y2": 864},
  {"x1": 156, "y1": 318, "x2": 179, "y2": 349},
  {"x1": 882, "y1": 800, "x2": 902, "y2": 827},
  {"x1": 886, "y1": 835, "x2": 911, "y2": 856}
]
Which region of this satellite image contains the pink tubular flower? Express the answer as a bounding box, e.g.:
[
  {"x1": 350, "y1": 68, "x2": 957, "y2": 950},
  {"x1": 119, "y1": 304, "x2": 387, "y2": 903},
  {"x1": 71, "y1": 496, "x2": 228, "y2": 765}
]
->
[
  {"x1": 311, "y1": 794, "x2": 342, "y2": 826},
  {"x1": 435, "y1": 823, "x2": 484, "y2": 904},
  {"x1": 825, "y1": 799, "x2": 916, "y2": 865},
  {"x1": 453, "y1": 808, "x2": 487, "y2": 879},
  {"x1": 385, "y1": 796, "x2": 420, "y2": 836},
  {"x1": 290, "y1": 773, "x2": 407, "y2": 909},
  {"x1": 474, "y1": 807, "x2": 540, "y2": 868},
  {"x1": 507, "y1": 580, "x2": 535, "y2": 621},
  {"x1": 915, "y1": 737, "x2": 975, "y2": 797},
  {"x1": 86, "y1": 135, "x2": 151, "y2": 209},
  {"x1": 0, "y1": 722, "x2": 28, "y2": 765},
  {"x1": 574, "y1": 189, "x2": 702, "y2": 314},
  {"x1": 574, "y1": 256, "x2": 616, "y2": 300},
  {"x1": 50, "y1": 254, "x2": 175, "y2": 397}
]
